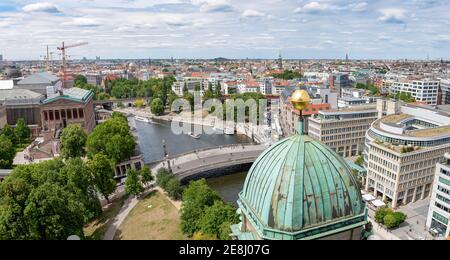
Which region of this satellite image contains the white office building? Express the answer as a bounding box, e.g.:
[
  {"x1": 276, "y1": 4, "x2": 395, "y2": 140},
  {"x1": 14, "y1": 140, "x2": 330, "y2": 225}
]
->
[
  {"x1": 440, "y1": 79, "x2": 450, "y2": 105},
  {"x1": 365, "y1": 101, "x2": 450, "y2": 208},
  {"x1": 391, "y1": 79, "x2": 440, "y2": 105},
  {"x1": 426, "y1": 153, "x2": 450, "y2": 239}
]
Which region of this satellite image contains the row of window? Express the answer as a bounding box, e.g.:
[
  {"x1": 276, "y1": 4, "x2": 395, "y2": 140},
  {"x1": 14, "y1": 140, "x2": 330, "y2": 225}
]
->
[
  {"x1": 400, "y1": 167, "x2": 434, "y2": 182},
  {"x1": 439, "y1": 177, "x2": 450, "y2": 187},
  {"x1": 435, "y1": 202, "x2": 450, "y2": 214},
  {"x1": 321, "y1": 132, "x2": 366, "y2": 141},
  {"x1": 369, "y1": 154, "x2": 398, "y2": 171},
  {"x1": 368, "y1": 130, "x2": 450, "y2": 148},
  {"x1": 368, "y1": 163, "x2": 396, "y2": 182},
  {"x1": 436, "y1": 194, "x2": 450, "y2": 205},
  {"x1": 441, "y1": 168, "x2": 450, "y2": 178},
  {"x1": 43, "y1": 108, "x2": 84, "y2": 121},
  {"x1": 367, "y1": 172, "x2": 396, "y2": 189},
  {"x1": 325, "y1": 138, "x2": 364, "y2": 147},
  {"x1": 438, "y1": 185, "x2": 450, "y2": 196},
  {"x1": 398, "y1": 176, "x2": 433, "y2": 190},
  {"x1": 432, "y1": 211, "x2": 449, "y2": 225}
]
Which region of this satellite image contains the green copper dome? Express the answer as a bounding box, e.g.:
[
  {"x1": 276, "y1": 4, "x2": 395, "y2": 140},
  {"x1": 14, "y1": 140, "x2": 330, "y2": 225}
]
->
[{"x1": 237, "y1": 132, "x2": 367, "y2": 240}]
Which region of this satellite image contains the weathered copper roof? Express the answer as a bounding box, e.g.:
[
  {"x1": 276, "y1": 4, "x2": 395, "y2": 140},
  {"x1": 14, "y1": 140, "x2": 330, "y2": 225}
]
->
[{"x1": 238, "y1": 133, "x2": 366, "y2": 239}]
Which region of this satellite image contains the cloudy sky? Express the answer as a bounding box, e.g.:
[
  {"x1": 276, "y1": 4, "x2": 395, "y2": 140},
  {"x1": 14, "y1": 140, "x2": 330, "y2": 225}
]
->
[{"x1": 0, "y1": 0, "x2": 449, "y2": 60}]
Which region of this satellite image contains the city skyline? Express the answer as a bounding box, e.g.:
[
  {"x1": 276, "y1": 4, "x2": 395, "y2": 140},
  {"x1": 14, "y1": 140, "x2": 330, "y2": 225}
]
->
[{"x1": 0, "y1": 0, "x2": 449, "y2": 60}]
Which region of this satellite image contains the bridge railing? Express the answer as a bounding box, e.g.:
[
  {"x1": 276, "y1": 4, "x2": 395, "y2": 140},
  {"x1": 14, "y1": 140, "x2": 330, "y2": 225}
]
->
[{"x1": 146, "y1": 143, "x2": 264, "y2": 166}]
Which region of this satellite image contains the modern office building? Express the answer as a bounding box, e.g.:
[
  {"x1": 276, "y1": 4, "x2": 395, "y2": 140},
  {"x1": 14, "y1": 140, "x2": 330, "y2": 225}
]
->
[
  {"x1": 308, "y1": 104, "x2": 378, "y2": 158},
  {"x1": 391, "y1": 79, "x2": 440, "y2": 105},
  {"x1": 426, "y1": 153, "x2": 450, "y2": 239},
  {"x1": 440, "y1": 79, "x2": 450, "y2": 105},
  {"x1": 333, "y1": 73, "x2": 354, "y2": 97},
  {"x1": 364, "y1": 101, "x2": 450, "y2": 208},
  {"x1": 172, "y1": 79, "x2": 207, "y2": 96}
]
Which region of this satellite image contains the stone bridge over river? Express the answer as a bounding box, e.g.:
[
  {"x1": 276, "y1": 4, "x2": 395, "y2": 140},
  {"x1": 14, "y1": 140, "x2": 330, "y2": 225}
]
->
[{"x1": 148, "y1": 144, "x2": 268, "y2": 182}]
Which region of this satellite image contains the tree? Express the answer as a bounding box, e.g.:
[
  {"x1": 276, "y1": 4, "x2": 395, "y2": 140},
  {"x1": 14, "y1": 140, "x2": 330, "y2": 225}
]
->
[
  {"x1": 208, "y1": 82, "x2": 213, "y2": 92},
  {"x1": 1, "y1": 124, "x2": 17, "y2": 144},
  {"x1": 60, "y1": 125, "x2": 87, "y2": 159},
  {"x1": 74, "y1": 75, "x2": 88, "y2": 87},
  {"x1": 105, "y1": 134, "x2": 137, "y2": 165},
  {"x1": 198, "y1": 200, "x2": 239, "y2": 239},
  {"x1": 156, "y1": 168, "x2": 172, "y2": 189},
  {"x1": 140, "y1": 166, "x2": 153, "y2": 186},
  {"x1": 125, "y1": 169, "x2": 144, "y2": 197},
  {"x1": 383, "y1": 214, "x2": 398, "y2": 229},
  {"x1": 14, "y1": 118, "x2": 31, "y2": 144},
  {"x1": 151, "y1": 98, "x2": 165, "y2": 116},
  {"x1": 0, "y1": 158, "x2": 102, "y2": 240},
  {"x1": 183, "y1": 82, "x2": 188, "y2": 94},
  {"x1": 219, "y1": 221, "x2": 233, "y2": 240},
  {"x1": 165, "y1": 178, "x2": 183, "y2": 200},
  {"x1": 167, "y1": 91, "x2": 179, "y2": 112},
  {"x1": 271, "y1": 70, "x2": 302, "y2": 80},
  {"x1": 355, "y1": 155, "x2": 364, "y2": 166},
  {"x1": 60, "y1": 158, "x2": 102, "y2": 222},
  {"x1": 88, "y1": 154, "x2": 116, "y2": 204},
  {"x1": 87, "y1": 117, "x2": 136, "y2": 164},
  {"x1": 374, "y1": 207, "x2": 393, "y2": 224},
  {"x1": 181, "y1": 179, "x2": 221, "y2": 236},
  {"x1": 193, "y1": 231, "x2": 217, "y2": 240},
  {"x1": 215, "y1": 82, "x2": 222, "y2": 98},
  {"x1": 134, "y1": 99, "x2": 145, "y2": 108},
  {"x1": 0, "y1": 135, "x2": 16, "y2": 169},
  {"x1": 389, "y1": 92, "x2": 416, "y2": 103},
  {"x1": 0, "y1": 174, "x2": 32, "y2": 240},
  {"x1": 112, "y1": 112, "x2": 127, "y2": 121},
  {"x1": 23, "y1": 183, "x2": 85, "y2": 240}
]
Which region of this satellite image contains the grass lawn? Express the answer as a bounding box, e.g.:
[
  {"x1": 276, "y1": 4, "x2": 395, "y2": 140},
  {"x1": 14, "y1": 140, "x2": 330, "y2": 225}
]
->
[
  {"x1": 84, "y1": 196, "x2": 127, "y2": 240},
  {"x1": 114, "y1": 191, "x2": 188, "y2": 240}
]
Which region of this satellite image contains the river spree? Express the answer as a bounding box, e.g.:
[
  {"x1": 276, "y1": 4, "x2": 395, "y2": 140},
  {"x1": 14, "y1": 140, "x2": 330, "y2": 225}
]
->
[
  {"x1": 134, "y1": 119, "x2": 253, "y2": 163},
  {"x1": 207, "y1": 172, "x2": 247, "y2": 205}
]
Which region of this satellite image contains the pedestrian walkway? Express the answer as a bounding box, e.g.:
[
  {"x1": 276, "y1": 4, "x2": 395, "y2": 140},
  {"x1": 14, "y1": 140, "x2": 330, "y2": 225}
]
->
[
  {"x1": 103, "y1": 188, "x2": 153, "y2": 240},
  {"x1": 102, "y1": 187, "x2": 182, "y2": 240}
]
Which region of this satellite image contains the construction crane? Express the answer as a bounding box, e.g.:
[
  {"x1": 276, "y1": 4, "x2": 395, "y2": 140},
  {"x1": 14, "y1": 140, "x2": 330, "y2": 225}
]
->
[
  {"x1": 40, "y1": 45, "x2": 51, "y2": 72},
  {"x1": 57, "y1": 41, "x2": 88, "y2": 88}
]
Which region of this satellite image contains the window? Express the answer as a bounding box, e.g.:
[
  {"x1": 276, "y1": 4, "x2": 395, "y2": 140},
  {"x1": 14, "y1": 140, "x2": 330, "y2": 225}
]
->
[
  {"x1": 441, "y1": 168, "x2": 450, "y2": 178},
  {"x1": 67, "y1": 109, "x2": 72, "y2": 119},
  {"x1": 61, "y1": 110, "x2": 66, "y2": 118},
  {"x1": 44, "y1": 111, "x2": 48, "y2": 121},
  {"x1": 49, "y1": 111, "x2": 54, "y2": 121},
  {"x1": 55, "y1": 110, "x2": 60, "y2": 120},
  {"x1": 439, "y1": 177, "x2": 450, "y2": 187},
  {"x1": 78, "y1": 108, "x2": 84, "y2": 119},
  {"x1": 73, "y1": 108, "x2": 78, "y2": 119}
]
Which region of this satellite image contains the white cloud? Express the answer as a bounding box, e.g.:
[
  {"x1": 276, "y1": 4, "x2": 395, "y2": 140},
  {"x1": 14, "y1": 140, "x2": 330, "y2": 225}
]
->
[
  {"x1": 351, "y1": 2, "x2": 368, "y2": 12},
  {"x1": 23, "y1": 2, "x2": 61, "y2": 13},
  {"x1": 242, "y1": 10, "x2": 265, "y2": 17},
  {"x1": 294, "y1": 1, "x2": 330, "y2": 14},
  {"x1": 378, "y1": 8, "x2": 407, "y2": 23},
  {"x1": 63, "y1": 18, "x2": 101, "y2": 27},
  {"x1": 192, "y1": 0, "x2": 233, "y2": 12}
]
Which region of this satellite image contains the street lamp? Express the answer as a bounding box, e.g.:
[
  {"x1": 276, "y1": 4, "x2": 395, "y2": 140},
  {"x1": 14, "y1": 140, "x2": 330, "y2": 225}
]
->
[{"x1": 162, "y1": 139, "x2": 171, "y2": 172}]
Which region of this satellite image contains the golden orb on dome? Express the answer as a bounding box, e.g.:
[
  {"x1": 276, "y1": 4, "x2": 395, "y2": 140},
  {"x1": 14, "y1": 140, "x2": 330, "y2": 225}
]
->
[{"x1": 290, "y1": 90, "x2": 310, "y2": 111}]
